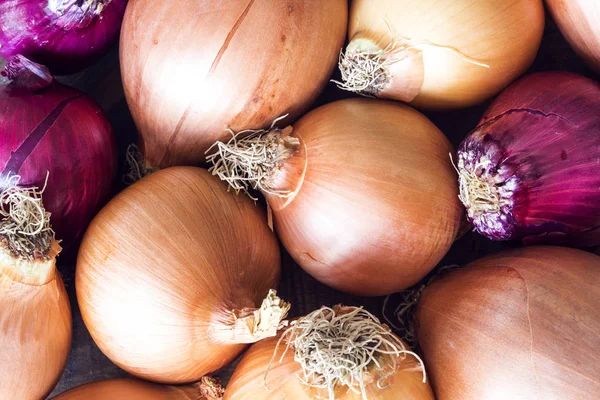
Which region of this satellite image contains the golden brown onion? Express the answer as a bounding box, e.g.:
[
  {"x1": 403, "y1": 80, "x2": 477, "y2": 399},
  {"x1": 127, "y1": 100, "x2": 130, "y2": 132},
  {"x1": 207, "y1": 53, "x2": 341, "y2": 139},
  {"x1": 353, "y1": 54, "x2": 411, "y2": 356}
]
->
[
  {"x1": 76, "y1": 167, "x2": 285, "y2": 384},
  {"x1": 208, "y1": 98, "x2": 462, "y2": 295},
  {"x1": 120, "y1": 0, "x2": 347, "y2": 168},
  {"x1": 225, "y1": 306, "x2": 433, "y2": 400},
  {"x1": 336, "y1": 0, "x2": 545, "y2": 109},
  {"x1": 416, "y1": 246, "x2": 600, "y2": 399}
]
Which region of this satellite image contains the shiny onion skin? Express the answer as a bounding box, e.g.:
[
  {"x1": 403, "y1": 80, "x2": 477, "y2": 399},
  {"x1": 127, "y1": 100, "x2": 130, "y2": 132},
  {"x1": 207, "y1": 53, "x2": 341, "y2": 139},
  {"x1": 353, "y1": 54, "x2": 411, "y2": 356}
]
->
[
  {"x1": 415, "y1": 246, "x2": 600, "y2": 400},
  {"x1": 547, "y1": 0, "x2": 600, "y2": 74},
  {"x1": 0, "y1": 240, "x2": 72, "y2": 400},
  {"x1": 76, "y1": 167, "x2": 282, "y2": 384},
  {"x1": 0, "y1": 74, "x2": 117, "y2": 247},
  {"x1": 51, "y1": 378, "x2": 224, "y2": 400},
  {"x1": 120, "y1": 0, "x2": 347, "y2": 168},
  {"x1": 338, "y1": 0, "x2": 544, "y2": 109},
  {"x1": 0, "y1": 0, "x2": 128, "y2": 74},
  {"x1": 456, "y1": 72, "x2": 600, "y2": 246}
]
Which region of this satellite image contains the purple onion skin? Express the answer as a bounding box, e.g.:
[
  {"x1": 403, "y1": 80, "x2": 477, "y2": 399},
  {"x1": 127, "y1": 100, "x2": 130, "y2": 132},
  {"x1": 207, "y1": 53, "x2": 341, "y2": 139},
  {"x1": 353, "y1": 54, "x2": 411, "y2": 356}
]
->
[
  {"x1": 457, "y1": 72, "x2": 600, "y2": 247},
  {"x1": 0, "y1": 0, "x2": 128, "y2": 74},
  {"x1": 0, "y1": 76, "x2": 117, "y2": 248}
]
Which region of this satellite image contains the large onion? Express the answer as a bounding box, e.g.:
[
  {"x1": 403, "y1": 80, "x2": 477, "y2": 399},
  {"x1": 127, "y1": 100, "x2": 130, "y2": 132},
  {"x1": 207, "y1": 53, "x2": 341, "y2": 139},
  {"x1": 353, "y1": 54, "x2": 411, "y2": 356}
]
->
[
  {"x1": 415, "y1": 246, "x2": 600, "y2": 399},
  {"x1": 76, "y1": 167, "x2": 285, "y2": 383},
  {"x1": 120, "y1": 0, "x2": 347, "y2": 168},
  {"x1": 225, "y1": 306, "x2": 433, "y2": 400},
  {"x1": 336, "y1": 0, "x2": 545, "y2": 109},
  {"x1": 547, "y1": 0, "x2": 600, "y2": 73},
  {"x1": 208, "y1": 98, "x2": 462, "y2": 295}
]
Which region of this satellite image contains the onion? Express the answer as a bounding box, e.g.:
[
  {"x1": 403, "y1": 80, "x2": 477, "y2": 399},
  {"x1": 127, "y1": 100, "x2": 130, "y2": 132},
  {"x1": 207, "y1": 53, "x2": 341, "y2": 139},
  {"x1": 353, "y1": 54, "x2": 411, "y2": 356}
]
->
[
  {"x1": 0, "y1": 0, "x2": 128, "y2": 74},
  {"x1": 335, "y1": 0, "x2": 545, "y2": 109},
  {"x1": 208, "y1": 98, "x2": 461, "y2": 295},
  {"x1": 456, "y1": 72, "x2": 600, "y2": 246},
  {"x1": 120, "y1": 0, "x2": 347, "y2": 168},
  {"x1": 0, "y1": 55, "x2": 117, "y2": 247},
  {"x1": 225, "y1": 306, "x2": 432, "y2": 400},
  {"x1": 51, "y1": 377, "x2": 224, "y2": 399},
  {"x1": 76, "y1": 167, "x2": 286, "y2": 383},
  {"x1": 547, "y1": 0, "x2": 600, "y2": 73},
  {"x1": 0, "y1": 178, "x2": 72, "y2": 400},
  {"x1": 415, "y1": 246, "x2": 600, "y2": 399}
]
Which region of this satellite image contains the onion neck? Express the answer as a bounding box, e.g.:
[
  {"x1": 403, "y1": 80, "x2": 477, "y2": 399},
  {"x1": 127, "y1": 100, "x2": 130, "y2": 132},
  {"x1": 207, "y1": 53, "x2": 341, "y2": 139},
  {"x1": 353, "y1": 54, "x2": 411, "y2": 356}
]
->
[
  {"x1": 0, "y1": 55, "x2": 52, "y2": 91},
  {"x1": 46, "y1": 0, "x2": 111, "y2": 29},
  {"x1": 0, "y1": 239, "x2": 60, "y2": 286}
]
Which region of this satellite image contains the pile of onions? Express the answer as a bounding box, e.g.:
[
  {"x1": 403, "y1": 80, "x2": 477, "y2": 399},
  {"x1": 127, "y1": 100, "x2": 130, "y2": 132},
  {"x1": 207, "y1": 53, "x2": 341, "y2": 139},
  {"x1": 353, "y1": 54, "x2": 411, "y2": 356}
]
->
[
  {"x1": 120, "y1": 0, "x2": 347, "y2": 168},
  {"x1": 0, "y1": 55, "x2": 117, "y2": 247},
  {"x1": 207, "y1": 98, "x2": 462, "y2": 295},
  {"x1": 225, "y1": 305, "x2": 432, "y2": 400},
  {"x1": 76, "y1": 167, "x2": 285, "y2": 383},
  {"x1": 415, "y1": 246, "x2": 600, "y2": 399},
  {"x1": 0, "y1": 0, "x2": 128, "y2": 74},
  {"x1": 547, "y1": 0, "x2": 600, "y2": 73},
  {"x1": 456, "y1": 72, "x2": 600, "y2": 246},
  {"x1": 335, "y1": 0, "x2": 545, "y2": 109},
  {"x1": 51, "y1": 377, "x2": 224, "y2": 399},
  {"x1": 0, "y1": 178, "x2": 72, "y2": 400}
]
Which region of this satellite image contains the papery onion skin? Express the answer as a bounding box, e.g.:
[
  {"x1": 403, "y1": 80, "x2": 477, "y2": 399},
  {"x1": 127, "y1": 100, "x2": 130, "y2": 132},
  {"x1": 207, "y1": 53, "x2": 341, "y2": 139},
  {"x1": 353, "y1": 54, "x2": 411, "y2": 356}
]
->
[
  {"x1": 547, "y1": 0, "x2": 600, "y2": 74},
  {"x1": 0, "y1": 0, "x2": 128, "y2": 74},
  {"x1": 456, "y1": 72, "x2": 600, "y2": 246},
  {"x1": 76, "y1": 167, "x2": 281, "y2": 383},
  {"x1": 265, "y1": 99, "x2": 461, "y2": 296},
  {"x1": 0, "y1": 77, "x2": 117, "y2": 248},
  {"x1": 415, "y1": 246, "x2": 600, "y2": 400},
  {"x1": 342, "y1": 0, "x2": 544, "y2": 109},
  {"x1": 120, "y1": 0, "x2": 347, "y2": 168},
  {"x1": 0, "y1": 241, "x2": 72, "y2": 400}
]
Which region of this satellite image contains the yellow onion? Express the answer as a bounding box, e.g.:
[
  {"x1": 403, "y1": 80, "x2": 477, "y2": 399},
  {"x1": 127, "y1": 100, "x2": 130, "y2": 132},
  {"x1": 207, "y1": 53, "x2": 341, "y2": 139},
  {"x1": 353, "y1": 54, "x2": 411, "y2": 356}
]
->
[
  {"x1": 51, "y1": 377, "x2": 224, "y2": 400},
  {"x1": 547, "y1": 0, "x2": 600, "y2": 73},
  {"x1": 208, "y1": 99, "x2": 462, "y2": 295},
  {"x1": 335, "y1": 0, "x2": 545, "y2": 109},
  {"x1": 415, "y1": 246, "x2": 600, "y2": 399},
  {"x1": 225, "y1": 306, "x2": 433, "y2": 400},
  {"x1": 0, "y1": 177, "x2": 72, "y2": 400},
  {"x1": 76, "y1": 167, "x2": 286, "y2": 384},
  {"x1": 120, "y1": 0, "x2": 347, "y2": 168}
]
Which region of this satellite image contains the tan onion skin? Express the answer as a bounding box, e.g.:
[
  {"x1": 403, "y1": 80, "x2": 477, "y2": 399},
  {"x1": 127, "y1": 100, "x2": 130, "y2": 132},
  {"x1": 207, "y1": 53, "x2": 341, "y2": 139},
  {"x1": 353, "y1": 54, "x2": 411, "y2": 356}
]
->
[
  {"x1": 416, "y1": 246, "x2": 600, "y2": 400},
  {"x1": 348, "y1": 0, "x2": 545, "y2": 109},
  {"x1": 120, "y1": 0, "x2": 347, "y2": 168},
  {"x1": 265, "y1": 99, "x2": 461, "y2": 296},
  {"x1": 0, "y1": 241, "x2": 72, "y2": 400},
  {"x1": 547, "y1": 0, "x2": 600, "y2": 73},
  {"x1": 224, "y1": 328, "x2": 433, "y2": 399},
  {"x1": 76, "y1": 167, "x2": 280, "y2": 384}
]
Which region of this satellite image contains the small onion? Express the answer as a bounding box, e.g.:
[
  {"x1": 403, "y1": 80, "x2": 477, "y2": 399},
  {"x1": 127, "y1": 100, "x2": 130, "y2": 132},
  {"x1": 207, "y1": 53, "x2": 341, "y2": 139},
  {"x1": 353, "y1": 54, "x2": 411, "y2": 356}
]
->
[
  {"x1": 208, "y1": 98, "x2": 462, "y2": 295},
  {"x1": 415, "y1": 246, "x2": 600, "y2": 399},
  {"x1": 335, "y1": 0, "x2": 545, "y2": 109},
  {"x1": 120, "y1": 0, "x2": 347, "y2": 168},
  {"x1": 547, "y1": 0, "x2": 600, "y2": 73},
  {"x1": 51, "y1": 377, "x2": 224, "y2": 400},
  {"x1": 76, "y1": 167, "x2": 285, "y2": 383},
  {"x1": 225, "y1": 306, "x2": 433, "y2": 400}
]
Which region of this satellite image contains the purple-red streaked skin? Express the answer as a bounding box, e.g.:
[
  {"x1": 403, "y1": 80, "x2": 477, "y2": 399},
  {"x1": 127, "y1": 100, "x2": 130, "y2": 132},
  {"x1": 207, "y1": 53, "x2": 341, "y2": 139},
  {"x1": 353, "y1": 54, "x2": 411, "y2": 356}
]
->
[
  {"x1": 458, "y1": 72, "x2": 600, "y2": 246},
  {"x1": 0, "y1": 69, "x2": 117, "y2": 248},
  {"x1": 0, "y1": 0, "x2": 127, "y2": 74}
]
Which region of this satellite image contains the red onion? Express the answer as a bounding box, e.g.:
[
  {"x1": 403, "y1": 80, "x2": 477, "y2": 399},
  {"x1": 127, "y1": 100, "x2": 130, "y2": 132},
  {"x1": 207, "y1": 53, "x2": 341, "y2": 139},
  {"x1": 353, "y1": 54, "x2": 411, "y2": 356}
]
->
[
  {"x1": 456, "y1": 72, "x2": 600, "y2": 246},
  {"x1": 0, "y1": 56, "x2": 117, "y2": 247},
  {"x1": 0, "y1": 0, "x2": 127, "y2": 74}
]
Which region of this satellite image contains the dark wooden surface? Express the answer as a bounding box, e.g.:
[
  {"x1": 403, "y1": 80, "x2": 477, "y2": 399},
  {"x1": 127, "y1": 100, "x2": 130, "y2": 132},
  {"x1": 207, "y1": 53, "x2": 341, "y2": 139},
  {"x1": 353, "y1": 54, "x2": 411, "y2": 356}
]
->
[{"x1": 49, "y1": 9, "x2": 599, "y2": 398}]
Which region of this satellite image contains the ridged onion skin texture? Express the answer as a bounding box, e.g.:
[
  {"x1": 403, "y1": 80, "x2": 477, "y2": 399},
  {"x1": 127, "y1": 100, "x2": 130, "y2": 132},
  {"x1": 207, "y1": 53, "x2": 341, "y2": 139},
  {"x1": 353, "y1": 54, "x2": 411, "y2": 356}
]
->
[
  {"x1": 224, "y1": 330, "x2": 434, "y2": 399},
  {"x1": 416, "y1": 246, "x2": 600, "y2": 400},
  {"x1": 547, "y1": 0, "x2": 600, "y2": 73},
  {"x1": 76, "y1": 167, "x2": 281, "y2": 384},
  {"x1": 120, "y1": 0, "x2": 348, "y2": 168},
  {"x1": 267, "y1": 99, "x2": 461, "y2": 296},
  {"x1": 345, "y1": 0, "x2": 544, "y2": 109},
  {"x1": 0, "y1": 253, "x2": 72, "y2": 400}
]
